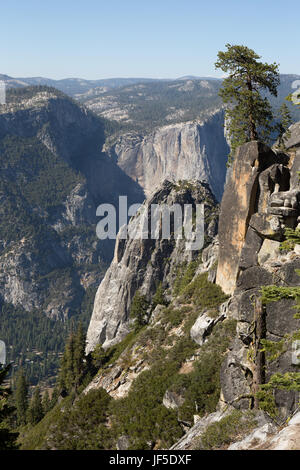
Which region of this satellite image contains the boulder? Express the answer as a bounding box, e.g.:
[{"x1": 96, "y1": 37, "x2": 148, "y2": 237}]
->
[
  {"x1": 277, "y1": 258, "x2": 300, "y2": 286},
  {"x1": 257, "y1": 163, "x2": 290, "y2": 213},
  {"x1": 239, "y1": 227, "x2": 263, "y2": 270},
  {"x1": 170, "y1": 409, "x2": 233, "y2": 450},
  {"x1": 235, "y1": 266, "x2": 274, "y2": 292},
  {"x1": 116, "y1": 436, "x2": 130, "y2": 450},
  {"x1": 220, "y1": 338, "x2": 252, "y2": 409},
  {"x1": 227, "y1": 423, "x2": 278, "y2": 450},
  {"x1": 249, "y1": 213, "x2": 285, "y2": 241},
  {"x1": 267, "y1": 189, "x2": 300, "y2": 222},
  {"x1": 266, "y1": 298, "x2": 300, "y2": 338},
  {"x1": 285, "y1": 121, "x2": 300, "y2": 150},
  {"x1": 163, "y1": 389, "x2": 185, "y2": 410},
  {"x1": 233, "y1": 288, "x2": 261, "y2": 323},
  {"x1": 190, "y1": 310, "x2": 224, "y2": 346},
  {"x1": 257, "y1": 239, "x2": 281, "y2": 265}
]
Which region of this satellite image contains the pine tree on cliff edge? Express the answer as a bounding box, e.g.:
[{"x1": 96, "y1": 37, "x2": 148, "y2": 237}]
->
[{"x1": 215, "y1": 44, "x2": 280, "y2": 163}]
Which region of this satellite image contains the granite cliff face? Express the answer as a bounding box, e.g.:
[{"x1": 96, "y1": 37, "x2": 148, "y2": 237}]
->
[
  {"x1": 86, "y1": 180, "x2": 218, "y2": 352},
  {"x1": 168, "y1": 127, "x2": 300, "y2": 450},
  {"x1": 22, "y1": 124, "x2": 300, "y2": 450},
  {"x1": 82, "y1": 125, "x2": 300, "y2": 450},
  {"x1": 105, "y1": 110, "x2": 229, "y2": 201},
  {"x1": 216, "y1": 142, "x2": 290, "y2": 295},
  {"x1": 214, "y1": 128, "x2": 300, "y2": 416}
]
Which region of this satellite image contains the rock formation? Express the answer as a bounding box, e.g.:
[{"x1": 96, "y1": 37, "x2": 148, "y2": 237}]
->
[
  {"x1": 105, "y1": 110, "x2": 229, "y2": 201},
  {"x1": 86, "y1": 180, "x2": 218, "y2": 352},
  {"x1": 215, "y1": 129, "x2": 300, "y2": 419},
  {"x1": 216, "y1": 141, "x2": 291, "y2": 295}
]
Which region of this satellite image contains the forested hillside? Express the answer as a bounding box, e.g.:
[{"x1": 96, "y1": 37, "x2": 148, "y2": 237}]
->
[{"x1": 0, "y1": 86, "x2": 144, "y2": 385}]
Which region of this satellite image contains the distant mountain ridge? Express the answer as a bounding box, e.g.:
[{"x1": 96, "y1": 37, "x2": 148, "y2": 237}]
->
[{"x1": 0, "y1": 74, "x2": 202, "y2": 96}]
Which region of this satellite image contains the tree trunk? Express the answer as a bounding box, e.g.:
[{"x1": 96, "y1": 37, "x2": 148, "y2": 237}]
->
[
  {"x1": 249, "y1": 116, "x2": 258, "y2": 141},
  {"x1": 252, "y1": 297, "x2": 266, "y2": 408},
  {"x1": 247, "y1": 78, "x2": 258, "y2": 141}
]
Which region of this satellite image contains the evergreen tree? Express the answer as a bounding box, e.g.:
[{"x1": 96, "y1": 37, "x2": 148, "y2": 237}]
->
[
  {"x1": 152, "y1": 282, "x2": 167, "y2": 308},
  {"x1": 59, "y1": 330, "x2": 75, "y2": 392},
  {"x1": 27, "y1": 387, "x2": 43, "y2": 425},
  {"x1": 73, "y1": 322, "x2": 85, "y2": 390},
  {"x1": 0, "y1": 365, "x2": 19, "y2": 449},
  {"x1": 58, "y1": 324, "x2": 86, "y2": 394},
  {"x1": 215, "y1": 44, "x2": 280, "y2": 162},
  {"x1": 14, "y1": 368, "x2": 28, "y2": 426},
  {"x1": 130, "y1": 291, "x2": 149, "y2": 329},
  {"x1": 91, "y1": 344, "x2": 107, "y2": 370},
  {"x1": 49, "y1": 387, "x2": 59, "y2": 409},
  {"x1": 42, "y1": 390, "x2": 51, "y2": 414}
]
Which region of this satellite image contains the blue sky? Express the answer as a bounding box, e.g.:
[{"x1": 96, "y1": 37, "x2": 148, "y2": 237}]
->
[{"x1": 1, "y1": 0, "x2": 299, "y2": 79}]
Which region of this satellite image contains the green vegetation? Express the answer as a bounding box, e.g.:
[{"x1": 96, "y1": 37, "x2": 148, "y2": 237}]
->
[
  {"x1": 198, "y1": 410, "x2": 256, "y2": 450},
  {"x1": 58, "y1": 324, "x2": 86, "y2": 394},
  {"x1": 215, "y1": 44, "x2": 280, "y2": 162},
  {"x1": 80, "y1": 76, "x2": 300, "y2": 140},
  {"x1": 173, "y1": 260, "x2": 198, "y2": 295},
  {"x1": 261, "y1": 372, "x2": 300, "y2": 392},
  {"x1": 280, "y1": 228, "x2": 300, "y2": 252},
  {"x1": 0, "y1": 85, "x2": 111, "y2": 389},
  {"x1": 5, "y1": 85, "x2": 67, "y2": 105},
  {"x1": 110, "y1": 361, "x2": 183, "y2": 449},
  {"x1": 97, "y1": 330, "x2": 140, "y2": 369},
  {"x1": 0, "y1": 302, "x2": 69, "y2": 385},
  {"x1": 180, "y1": 272, "x2": 228, "y2": 310},
  {"x1": 107, "y1": 275, "x2": 233, "y2": 449},
  {"x1": 27, "y1": 387, "x2": 43, "y2": 425},
  {"x1": 20, "y1": 388, "x2": 113, "y2": 450},
  {"x1": 170, "y1": 319, "x2": 237, "y2": 423},
  {"x1": 261, "y1": 283, "x2": 300, "y2": 305},
  {"x1": 7, "y1": 323, "x2": 88, "y2": 447},
  {"x1": 80, "y1": 79, "x2": 223, "y2": 136},
  {"x1": 259, "y1": 281, "x2": 300, "y2": 415},
  {"x1": 0, "y1": 365, "x2": 19, "y2": 449},
  {"x1": 42, "y1": 390, "x2": 51, "y2": 414},
  {"x1": 152, "y1": 282, "x2": 168, "y2": 308},
  {"x1": 20, "y1": 271, "x2": 234, "y2": 450},
  {"x1": 130, "y1": 291, "x2": 150, "y2": 329},
  {"x1": 0, "y1": 135, "x2": 82, "y2": 215},
  {"x1": 14, "y1": 369, "x2": 28, "y2": 426}
]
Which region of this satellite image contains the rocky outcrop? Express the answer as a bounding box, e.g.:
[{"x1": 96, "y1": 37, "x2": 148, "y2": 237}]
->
[
  {"x1": 216, "y1": 141, "x2": 289, "y2": 295},
  {"x1": 86, "y1": 180, "x2": 218, "y2": 352},
  {"x1": 106, "y1": 110, "x2": 229, "y2": 201},
  {"x1": 163, "y1": 389, "x2": 185, "y2": 410},
  {"x1": 172, "y1": 408, "x2": 300, "y2": 451},
  {"x1": 190, "y1": 309, "x2": 225, "y2": 346},
  {"x1": 171, "y1": 409, "x2": 272, "y2": 450},
  {"x1": 228, "y1": 411, "x2": 300, "y2": 450},
  {"x1": 215, "y1": 127, "x2": 300, "y2": 420}
]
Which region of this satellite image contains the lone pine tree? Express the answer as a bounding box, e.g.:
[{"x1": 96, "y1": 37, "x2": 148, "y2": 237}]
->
[
  {"x1": 14, "y1": 368, "x2": 28, "y2": 426},
  {"x1": 27, "y1": 386, "x2": 43, "y2": 425},
  {"x1": 215, "y1": 44, "x2": 280, "y2": 162},
  {"x1": 59, "y1": 323, "x2": 86, "y2": 394}
]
